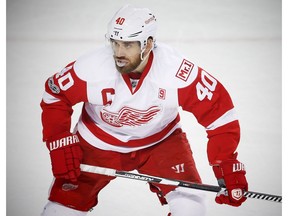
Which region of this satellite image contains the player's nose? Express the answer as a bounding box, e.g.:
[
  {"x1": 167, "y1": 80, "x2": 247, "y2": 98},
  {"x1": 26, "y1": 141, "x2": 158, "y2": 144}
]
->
[{"x1": 114, "y1": 45, "x2": 126, "y2": 57}]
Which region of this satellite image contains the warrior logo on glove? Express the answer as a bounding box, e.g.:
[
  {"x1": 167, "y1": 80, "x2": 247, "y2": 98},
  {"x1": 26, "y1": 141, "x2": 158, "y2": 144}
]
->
[
  {"x1": 233, "y1": 163, "x2": 245, "y2": 172},
  {"x1": 48, "y1": 134, "x2": 80, "y2": 151}
]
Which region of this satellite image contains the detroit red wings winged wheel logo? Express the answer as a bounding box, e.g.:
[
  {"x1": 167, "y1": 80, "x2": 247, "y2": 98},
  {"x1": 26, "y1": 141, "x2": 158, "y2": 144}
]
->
[{"x1": 100, "y1": 106, "x2": 161, "y2": 127}]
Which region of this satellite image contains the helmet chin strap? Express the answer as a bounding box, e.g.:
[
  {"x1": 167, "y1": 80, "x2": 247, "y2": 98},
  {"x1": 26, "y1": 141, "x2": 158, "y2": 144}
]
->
[
  {"x1": 134, "y1": 45, "x2": 153, "y2": 73},
  {"x1": 140, "y1": 48, "x2": 146, "y2": 61}
]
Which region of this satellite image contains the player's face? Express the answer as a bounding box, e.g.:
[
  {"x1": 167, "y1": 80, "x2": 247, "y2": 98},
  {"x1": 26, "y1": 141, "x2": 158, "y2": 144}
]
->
[{"x1": 110, "y1": 39, "x2": 142, "y2": 74}]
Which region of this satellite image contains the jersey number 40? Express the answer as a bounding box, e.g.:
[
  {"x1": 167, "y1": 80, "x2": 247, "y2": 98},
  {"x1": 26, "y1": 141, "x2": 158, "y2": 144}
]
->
[{"x1": 196, "y1": 70, "x2": 217, "y2": 101}]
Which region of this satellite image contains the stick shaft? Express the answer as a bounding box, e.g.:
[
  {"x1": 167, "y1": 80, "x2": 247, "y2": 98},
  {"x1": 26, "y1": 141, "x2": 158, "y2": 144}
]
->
[{"x1": 80, "y1": 164, "x2": 282, "y2": 203}]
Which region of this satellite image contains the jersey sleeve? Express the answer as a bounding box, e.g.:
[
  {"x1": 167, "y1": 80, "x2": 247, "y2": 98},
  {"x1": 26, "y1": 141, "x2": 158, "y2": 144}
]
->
[
  {"x1": 178, "y1": 66, "x2": 240, "y2": 165},
  {"x1": 40, "y1": 62, "x2": 88, "y2": 141}
]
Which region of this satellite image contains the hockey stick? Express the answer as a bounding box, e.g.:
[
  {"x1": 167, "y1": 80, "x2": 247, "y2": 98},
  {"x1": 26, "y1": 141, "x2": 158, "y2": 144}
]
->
[{"x1": 80, "y1": 164, "x2": 282, "y2": 203}]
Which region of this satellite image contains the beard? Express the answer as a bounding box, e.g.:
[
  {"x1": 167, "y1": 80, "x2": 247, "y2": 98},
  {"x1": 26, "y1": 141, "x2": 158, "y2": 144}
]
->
[{"x1": 114, "y1": 55, "x2": 142, "y2": 74}]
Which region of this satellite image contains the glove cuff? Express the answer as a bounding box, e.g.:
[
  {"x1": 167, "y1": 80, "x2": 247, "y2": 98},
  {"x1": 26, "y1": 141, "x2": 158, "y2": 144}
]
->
[
  {"x1": 212, "y1": 165, "x2": 223, "y2": 179},
  {"x1": 220, "y1": 159, "x2": 246, "y2": 176}
]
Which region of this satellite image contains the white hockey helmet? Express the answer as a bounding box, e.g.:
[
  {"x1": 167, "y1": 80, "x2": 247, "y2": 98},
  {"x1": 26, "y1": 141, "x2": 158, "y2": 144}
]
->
[{"x1": 106, "y1": 4, "x2": 157, "y2": 50}]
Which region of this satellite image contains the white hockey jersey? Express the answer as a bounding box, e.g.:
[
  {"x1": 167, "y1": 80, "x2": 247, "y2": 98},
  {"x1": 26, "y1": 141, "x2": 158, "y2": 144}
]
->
[{"x1": 41, "y1": 43, "x2": 240, "y2": 164}]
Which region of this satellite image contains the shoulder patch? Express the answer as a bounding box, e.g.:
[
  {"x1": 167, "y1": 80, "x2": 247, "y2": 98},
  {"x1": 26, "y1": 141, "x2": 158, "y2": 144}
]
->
[
  {"x1": 175, "y1": 59, "x2": 194, "y2": 81},
  {"x1": 48, "y1": 77, "x2": 60, "y2": 94}
]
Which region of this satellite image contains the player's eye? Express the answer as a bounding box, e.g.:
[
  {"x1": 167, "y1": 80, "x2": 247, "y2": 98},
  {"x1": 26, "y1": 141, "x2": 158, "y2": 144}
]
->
[
  {"x1": 110, "y1": 39, "x2": 117, "y2": 46},
  {"x1": 123, "y1": 42, "x2": 133, "y2": 48}
]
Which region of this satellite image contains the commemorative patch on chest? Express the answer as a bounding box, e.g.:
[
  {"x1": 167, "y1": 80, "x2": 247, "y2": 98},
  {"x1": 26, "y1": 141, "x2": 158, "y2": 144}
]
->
[{"x1": 175, "y1": 59, "x2": 194, "y2": 81}]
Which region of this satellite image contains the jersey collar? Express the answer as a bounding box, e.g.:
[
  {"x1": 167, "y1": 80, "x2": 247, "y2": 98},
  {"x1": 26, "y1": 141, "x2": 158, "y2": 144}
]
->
[{"x1": 122, "y1": 51, "x2": 154, "y2": 94}]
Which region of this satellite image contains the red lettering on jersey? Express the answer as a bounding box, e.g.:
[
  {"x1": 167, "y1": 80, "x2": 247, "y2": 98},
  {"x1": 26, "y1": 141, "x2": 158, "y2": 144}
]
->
[
  {"x1": 102, "y1": 88, "x2": 115, "y2": 105},
  {"x1": 176, "y1": 59, "x2": 194, "y2": 81}
]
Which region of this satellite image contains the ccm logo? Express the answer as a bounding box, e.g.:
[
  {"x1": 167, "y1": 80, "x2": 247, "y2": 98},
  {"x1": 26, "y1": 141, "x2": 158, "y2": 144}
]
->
[{"x1": 176, "y1": 59, "x2": 194, "y2": 81}]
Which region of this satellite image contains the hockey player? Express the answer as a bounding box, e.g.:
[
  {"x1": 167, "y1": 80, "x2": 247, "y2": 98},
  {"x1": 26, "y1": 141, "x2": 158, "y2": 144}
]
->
[{"x1": 40, "y1": 4, "x2": 248, "y2": 216}]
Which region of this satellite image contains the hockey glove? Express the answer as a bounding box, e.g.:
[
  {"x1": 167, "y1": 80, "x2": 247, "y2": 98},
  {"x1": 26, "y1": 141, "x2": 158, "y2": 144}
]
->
[
  {"x1": 212, "y1": 159, "x2": 248, "y2": 207},
  {"x1": 46, "y1": 132, "x2": 83, "y2": 182}
]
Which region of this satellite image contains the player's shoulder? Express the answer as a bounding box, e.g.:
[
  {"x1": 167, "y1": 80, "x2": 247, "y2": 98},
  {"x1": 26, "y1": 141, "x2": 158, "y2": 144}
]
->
[
  {"x1": 151, "y1": 43, "x2": 199, "y2": 88},
  {"x1": 73, "y1": 45, "x2": 117, "y2": 82},
  {"x1": 153, "y1": 43, "x2": 183, "y2": 61}
]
